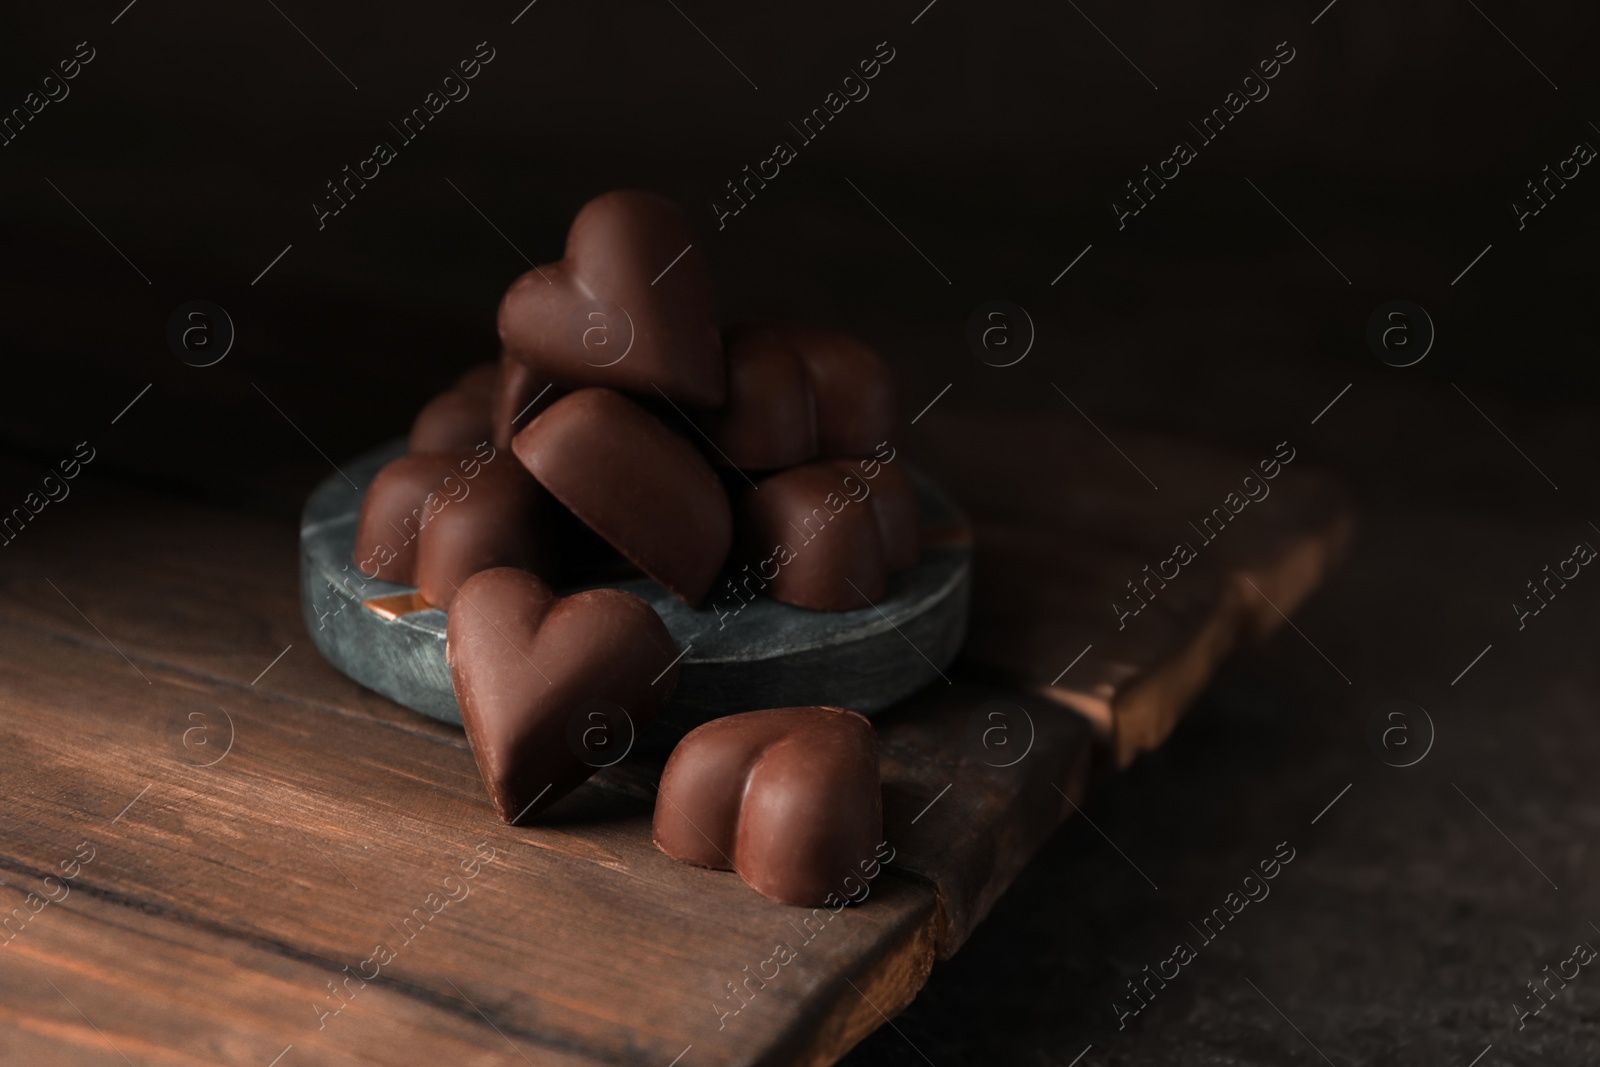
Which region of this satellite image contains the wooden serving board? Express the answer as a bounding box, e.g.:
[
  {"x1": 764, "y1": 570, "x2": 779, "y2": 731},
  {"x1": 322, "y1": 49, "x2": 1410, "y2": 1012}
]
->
[{"x1": 0, "y1": 415, "x2": 1348, "y2": 1067}]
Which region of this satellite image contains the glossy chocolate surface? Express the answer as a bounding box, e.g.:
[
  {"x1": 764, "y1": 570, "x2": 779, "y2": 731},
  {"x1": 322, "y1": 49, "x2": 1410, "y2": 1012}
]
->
[
  {"x1": 786, "y1": 323, "x2": 895, "y2": 458},
  {"x1": 737, "y1": 454, "x2": 919, "y2": 611},
  {"x1": 498, "y1": 191, "x2": 723, "y2": 407},
  {"x1": 653, "y1": 706, "x2": 882, "y2": 906},
  {"x1": 448, "y1": 567, "x2": 680, "y2": 823},
  {"x1": 352, "y1": 446, "x2": 545, "y2": 609},
  {"x1": 705, "y1": 323, "x2": 818, "y2": 470},
  {"x1": 409, "y1": 364, "x2": 498, "y2": 454},
  {"x1": 513, "y1": 388, "x2": 731, "y2": 606},
  {"x1": 707, "y1": 322, "x2": 895, "y2": 470}
]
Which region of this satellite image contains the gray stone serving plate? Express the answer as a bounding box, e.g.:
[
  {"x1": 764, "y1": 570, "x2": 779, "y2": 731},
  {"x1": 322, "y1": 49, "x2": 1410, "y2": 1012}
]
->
[{"x1": 300, "y1": 440, "x2": 971, "y2": 731}]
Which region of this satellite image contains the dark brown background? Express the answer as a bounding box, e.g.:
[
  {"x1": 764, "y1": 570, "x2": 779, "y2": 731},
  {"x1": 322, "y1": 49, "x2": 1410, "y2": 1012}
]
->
[{"x1": 2, "y1": 0, "x2": 1598, "y2": 1063}]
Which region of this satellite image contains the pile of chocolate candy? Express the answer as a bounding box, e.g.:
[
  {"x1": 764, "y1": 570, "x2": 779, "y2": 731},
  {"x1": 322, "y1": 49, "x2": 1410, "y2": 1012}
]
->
[{"x1": 351, "y1": 191, "x2": 915, "y2": 905}]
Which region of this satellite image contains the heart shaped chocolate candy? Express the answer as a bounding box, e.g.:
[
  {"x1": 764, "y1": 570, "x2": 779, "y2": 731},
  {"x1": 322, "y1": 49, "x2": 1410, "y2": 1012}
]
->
[
  {"x1": 498, "y1": 190, "x2": 724, "y2": 408},
  {"x1": 409, "y1": 364, "x2": 498, "y2": 454},
  {"x1": 653, "y1": 706, "x2": 882, "y2": 906},
  {"x1": 447, "y1": 567, "x2": 681, "y2": 823},
  {"x1": 353, "y1": 447, "x2": 548, "y2": 609},
  {"x1": 736, "y1": 457, "x2": 920, "y2": 612},
  {"x1": 704, "y1": 323, "x2": 818, "y2": 471},
  {"x1": 513, "y1": 388, "x2": 731, "y2": 607},
  {"x1": 784, "y1": 323, "x2": 896, "y2": 458},
  {"x1": 706, "y1": 323, "x2": 896, "y2": 470}
]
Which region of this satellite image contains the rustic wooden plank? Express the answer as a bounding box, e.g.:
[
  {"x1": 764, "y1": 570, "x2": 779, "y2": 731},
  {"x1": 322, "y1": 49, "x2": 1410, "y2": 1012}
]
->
[
  {"x1": 0, "y1": 466, "x2": 1102, "y2": 960},
  {"x1": 0, "y1": 447, "x2": 1339, "y2": 1064},
  {"x1": 906, "y1": 413, "x2": 1352, "y2": 584},
  {"x1": 965, "y1": 522, "x2": 1245, "y2": 766},
  {"x1": 907, "y1": 413, "x2": 1353, "y2": 765},
  {"x1": 875, "y1": 681, "x2": 1093, "y2": 958},
  {"x1": 0, "y1": 474, "x2": 1095, "y2": 1056},
  {"x1": 0, "y1": 874, "x2": 577, "y2": 1067},
  {"x1": 0, "y1": 474, "x2": 1099, "y2": 1032},
  {"x1": 0, "y1": 618, "x2": 937, "y2": 1067},
  {"x1": 0, "y1": 465, "x2": 461, "y2": 746}
]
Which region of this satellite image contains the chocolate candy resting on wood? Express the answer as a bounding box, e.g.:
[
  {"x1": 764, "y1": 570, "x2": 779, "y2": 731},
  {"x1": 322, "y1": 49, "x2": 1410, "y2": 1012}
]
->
[
  {"x1": 491, "y1": 352, "x2": 559, "y2": 450},
  {"x1": 447, "y1": 567, "x2": 681, "y2": 823},
  {"x1": 707, "y1": 322, "x2": 896, "y2": 470},
  {"x1": 498, "y1": 190, "x2": 724, "y2": 408},
  {"x1": 513, "y1": 388, "x2": 732, "y2": 607},
  {"x1": 409, "y1": 364, "x2": 498, "y2": 454},
  {"x1": 653, "y1": 706, "x2": 882, "y2": 906},
  {"x1": 353, "y1": 446, "x2": 546, "y2": 609},
  {"x1": 738, "y1": 452, "x2": 919, "y2": 611}
]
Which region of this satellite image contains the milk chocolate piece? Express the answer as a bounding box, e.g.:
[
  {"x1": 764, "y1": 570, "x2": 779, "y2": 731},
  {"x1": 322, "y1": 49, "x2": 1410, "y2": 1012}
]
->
[
  {"x1": 707, "y1": 323, "x2": 896, "y2": 470},
  {"x1": 498, "y1": 190, "x2": 724, "y2": 407},
  {"x1": 739, "y1": 456, "x2": 920, "y2": 611},
  {"x1": 409, "y1": 364, "x2": 498, "y2": 454},
  {"x1": 491, "y1": 352, "x2": 560, "y2": 450},
  {"x1": 514, "y1": 388, "x2": 731, "y2": 606},
  {"x1": 786, "y1": 324, "x2": 896, "y2": 458},
  {"x1": 448, "y1": 567, "x2": 680, "y2": 823},
  {"x1": 353, "y1": 446, "x2": 546, "y2": 609},
  {"x1": 706, "y1": 324, "x2": 818, "y2": 470},
  {"x1": 653, "y1": 706, "x2": 882, "y2": 906}
]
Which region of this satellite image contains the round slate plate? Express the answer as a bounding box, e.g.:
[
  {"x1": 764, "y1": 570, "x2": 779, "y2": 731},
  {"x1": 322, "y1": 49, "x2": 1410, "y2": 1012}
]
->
[{"x1": 300, "y1": 440, "x2": 971, "y2": 730}]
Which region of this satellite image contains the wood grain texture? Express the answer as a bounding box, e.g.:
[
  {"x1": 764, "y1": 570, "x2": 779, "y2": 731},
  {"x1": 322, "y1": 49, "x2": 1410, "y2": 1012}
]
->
[
  {"x1": 875, "y1": 682, "x2": 1093, "y2": 958},
  {"x1": 907, "y1": 413, "x2": 1353, "y2": 766},
  {"x1": 0, "y1": 614, "x2": 936, "y2": 1066},
  {"x1": 0, "y1": 434, "x2": 1343, "y2": 1064}
]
